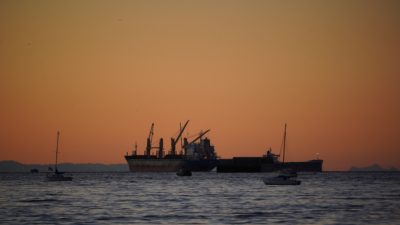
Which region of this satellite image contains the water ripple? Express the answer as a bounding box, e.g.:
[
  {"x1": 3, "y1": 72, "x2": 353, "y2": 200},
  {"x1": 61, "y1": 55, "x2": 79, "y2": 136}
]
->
[{"x1": 0, "y1": 172, "x2": 400, "y2": 224}]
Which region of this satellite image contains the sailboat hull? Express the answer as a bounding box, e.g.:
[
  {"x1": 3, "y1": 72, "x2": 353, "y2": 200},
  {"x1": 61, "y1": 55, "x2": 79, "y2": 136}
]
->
[{"x1": 46, "y1": 174, "x2": 72, "y2": 181}]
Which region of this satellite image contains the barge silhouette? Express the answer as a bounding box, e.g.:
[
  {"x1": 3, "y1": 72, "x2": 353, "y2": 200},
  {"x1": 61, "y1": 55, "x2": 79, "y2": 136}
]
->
[
  {"x1": 216, "y1": 157, "x2": 323, "y2": 172},
  {"x1": 217, "y1": 124, "x2": 323, "y2": 173}
]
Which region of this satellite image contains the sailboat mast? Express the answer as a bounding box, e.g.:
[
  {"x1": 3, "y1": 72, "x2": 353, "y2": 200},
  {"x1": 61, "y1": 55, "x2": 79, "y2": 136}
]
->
[
  {"x1": 55, "y1": 131, "x2": 60, "y2": 171},
  {"x1": 282, "y1": 124, "x2": 287, "y2": 164}
]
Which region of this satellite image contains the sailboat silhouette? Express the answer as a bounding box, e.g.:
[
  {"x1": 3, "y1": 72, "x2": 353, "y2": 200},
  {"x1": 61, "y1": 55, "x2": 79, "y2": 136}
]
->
[{"x1": 46, "y1": 131, "x2": 72, "y2": 181}]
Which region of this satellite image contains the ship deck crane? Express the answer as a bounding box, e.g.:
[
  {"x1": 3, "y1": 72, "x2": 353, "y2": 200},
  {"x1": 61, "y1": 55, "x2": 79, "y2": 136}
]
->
[
  {"x1": 185, "y1": 129, "x2": 211, "y2": 145},
  {"x1": 145, "y1": 123, "x2": 154, "y2": 156},
  {"x1": 170, "y1": 120, "x2": 189, "y2": 155}
]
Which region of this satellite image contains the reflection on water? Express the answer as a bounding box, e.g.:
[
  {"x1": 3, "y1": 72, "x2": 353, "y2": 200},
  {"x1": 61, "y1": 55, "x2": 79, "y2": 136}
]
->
[{"x1": 1, "y1": 172, "x2": 399, "y2": 224}]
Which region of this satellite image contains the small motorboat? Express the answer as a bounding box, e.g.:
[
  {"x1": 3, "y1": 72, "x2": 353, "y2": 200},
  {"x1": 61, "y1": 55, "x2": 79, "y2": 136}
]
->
[
  {"x1": 263, "y1": 175, "x2": 301, "y2": 185},
  {"x1": 176, "y1": 168, "x2": 192, "y2": 176}
]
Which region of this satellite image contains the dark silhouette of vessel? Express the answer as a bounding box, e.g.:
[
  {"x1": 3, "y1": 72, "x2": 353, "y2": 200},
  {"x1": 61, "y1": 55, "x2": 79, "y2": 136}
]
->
[
  {"x1": 176, "y1": 168, "x2": 192, "y2": 176},
  {"x1": 217, "y1": 124, "x2": 323, "y2": 173},
  {"x1": 46, "y1": 131, "x2": 73, "y2": 181},
  {"x1": 125, "y1": 121, "x2": 218, "y2": 172}
]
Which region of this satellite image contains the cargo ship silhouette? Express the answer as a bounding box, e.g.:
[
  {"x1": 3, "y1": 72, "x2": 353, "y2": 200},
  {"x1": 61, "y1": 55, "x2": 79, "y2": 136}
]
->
[
  {"x1": 125, "y1": 121, "x2": 219, "y2": 172},
  {"x1": 125, "y1": 122, "x2": 322, "y2": 173}
]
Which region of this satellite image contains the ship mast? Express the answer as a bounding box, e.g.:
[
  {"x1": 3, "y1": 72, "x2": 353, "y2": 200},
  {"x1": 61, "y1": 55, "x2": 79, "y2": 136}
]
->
[
  {"x1": 282, "y1": 124, "x2": 287, "y2": 164},
  {"x1": 55, "y1": 131, "x2": 60, "y2": 172}
]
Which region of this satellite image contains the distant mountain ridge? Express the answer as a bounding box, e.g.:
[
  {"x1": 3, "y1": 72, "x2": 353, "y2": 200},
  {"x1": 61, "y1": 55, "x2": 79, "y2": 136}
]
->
[
  {"x1": 350, "y1": 164, "x2": 398, "y2": 172},
  {"x1": 0, "y1": 160, "x2": 128, "y2": 172}
]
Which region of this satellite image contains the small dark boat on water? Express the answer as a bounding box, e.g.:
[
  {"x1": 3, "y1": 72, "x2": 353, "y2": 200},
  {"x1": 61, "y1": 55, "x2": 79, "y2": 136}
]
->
[
  {"x1": 30, "y1": 168, "x2": 39, "y2": 173},
  {"x1": 263, "y1": 124, "x2": 301, "y2": 185},
  {"x1": 47, "y1": 170, "x2": 73, "y2": 181},
  {"x1": 263, "y1": 174, "x2": 301, "y2": 185},
  {"x1": 264, "y1": 168, "x2": 301, "y2": 185},
  {"x1": 46, "y1": 131, "x2": 72, "y2": 182},
  {"x1": 176, "y1": 168, "x2": 192, "y2": 176}
]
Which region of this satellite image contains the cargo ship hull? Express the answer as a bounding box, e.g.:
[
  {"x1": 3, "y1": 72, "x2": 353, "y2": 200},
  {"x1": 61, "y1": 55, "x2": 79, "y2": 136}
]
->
[
  {"x1": 185, "y1": 159, "x2": 219, "y2": 171},
  {"x1": 217, "y1": 157, "x2": 323, "y2": 173},
  {"x1": 125, "y1": 156, "x2": 218, "y2": 172},
  {"x1": 262, "y1": 160, "x2": 323, "y2": 172},
  {"x1": 125, "y1": 157, "x2": 183, "y2": 172}
]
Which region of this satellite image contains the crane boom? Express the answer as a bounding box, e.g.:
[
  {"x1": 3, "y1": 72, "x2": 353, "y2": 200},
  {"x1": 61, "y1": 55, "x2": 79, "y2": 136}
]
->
[
  {"x1": 146, "y1": 123, "x2": 154, "y2": 156},
  {"x1": 170, "y1": 120, "x2": 189, "y2": 155},
  {"x1": 148, "y1": 123, "x2": 154, "y2": 143},
  {"x1": 189, "y1": 129, "x2": 210, "y2": 145},
  {"x1": 174, "y1": 120, "x2": 189, "y2": 145}
]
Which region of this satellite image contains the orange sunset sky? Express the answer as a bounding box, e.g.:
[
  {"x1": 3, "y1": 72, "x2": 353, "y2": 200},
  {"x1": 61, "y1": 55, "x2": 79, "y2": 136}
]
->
[{"x1": 1, "y1": 0, "x2": 399, "y2": 171}]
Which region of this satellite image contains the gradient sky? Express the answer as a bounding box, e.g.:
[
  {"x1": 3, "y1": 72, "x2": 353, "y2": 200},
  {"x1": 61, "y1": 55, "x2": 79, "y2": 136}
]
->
[{"x1": 1, "y1": 0, "x2": 399, "y2": 170}]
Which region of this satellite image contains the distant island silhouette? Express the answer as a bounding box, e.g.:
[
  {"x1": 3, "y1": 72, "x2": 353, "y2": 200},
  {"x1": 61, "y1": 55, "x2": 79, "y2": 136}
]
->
[
  {"x1": 349, "y1": 164, "x2": 398, "y2": 172},
  {"x1": 0, "y1": 160, "x2": 128, "y2": 173}
]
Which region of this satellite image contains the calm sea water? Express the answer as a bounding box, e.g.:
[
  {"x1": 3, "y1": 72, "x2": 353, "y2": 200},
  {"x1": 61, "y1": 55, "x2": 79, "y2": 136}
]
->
[{"x1": 0, "y1": 172, "x2": 399, "y2": 224}]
